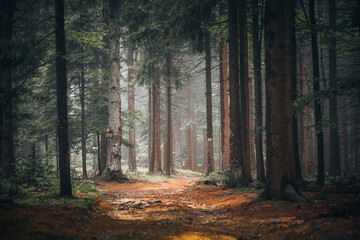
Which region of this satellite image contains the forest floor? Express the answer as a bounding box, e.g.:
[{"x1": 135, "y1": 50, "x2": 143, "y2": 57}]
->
[{"x1": 1, "y1": 175, "x2": 360, "y2": 239}]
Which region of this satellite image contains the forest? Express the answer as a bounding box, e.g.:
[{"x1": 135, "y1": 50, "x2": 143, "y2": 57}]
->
[{"x1": 0, "y1": 0, "x2": 359, "y2": 239}]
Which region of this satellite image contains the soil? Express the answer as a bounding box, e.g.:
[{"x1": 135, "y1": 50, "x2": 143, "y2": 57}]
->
[{"x1": 1, "y1": 176, "x2": 360, "y2": 239}]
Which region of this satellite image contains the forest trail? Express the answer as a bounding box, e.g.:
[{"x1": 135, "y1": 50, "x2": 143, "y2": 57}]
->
[{"x1": 1, "y1": 176, "x2": 360, "y2": 239}]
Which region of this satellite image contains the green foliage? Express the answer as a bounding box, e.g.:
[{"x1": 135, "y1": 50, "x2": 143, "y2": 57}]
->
[
  {"x1": 202, "y1": 169, "x2": 231, "y2": 186},
  {"x1": 175, "y1": 169, "x2": 204, "y2": 178},
  {"x1": 123, "y1": 166, "x2": 171, "y2": 181}
]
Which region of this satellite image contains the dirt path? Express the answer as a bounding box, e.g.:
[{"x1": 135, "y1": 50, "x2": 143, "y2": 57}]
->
[
  {"x1": 95, "y1": 176, "x2": 360, "y2": 239},
  {"x1": 1, "y1": 176, "x2": 360, "y2": 239}
]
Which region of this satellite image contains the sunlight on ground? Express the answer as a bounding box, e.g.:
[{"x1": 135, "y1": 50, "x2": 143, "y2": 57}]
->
[{"x1": 165, "y1": 231, "x2": 236, "y2": 240}]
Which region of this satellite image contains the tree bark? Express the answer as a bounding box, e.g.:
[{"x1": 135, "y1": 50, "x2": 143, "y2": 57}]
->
[
  {"x1": 239, "y1": 0, "x2": 251, "y2": 183},
  {"x1": 309, "y1": 0, "x2": 325, "y2": 185},
  {"x1": 55, "y1": 0, "x2": 72, "y2": 196},
  {"x1": 252, "y1": 0, "x2": 265, "y2": 182},
  {"x1": 127, "y1": 46, "x2": 137, "y2": 172},
  {"x1": 105, "y1": 0, "x2": 124, "y2": 181},
  {"x1": 165, "y1": 52, "x2": 173, "y2": 176},
  {"x1": 80, "y1": 62, "x2": 87, "y2": 179},
  {"x1": 0, "y1": 0, "x2": 16, "y2": 178},
  {"x1": 148, "y1": 86, "x2": 154, "y2": 173},
  {"x1": 328, "y1": 0, "x2": 340, "y2": 176},
  {"x1": 219, "y1": 38, "x2": 230, "y2": 169},
  {"x1": 205, "y1": 30, "x2": 214, "y2": 174},
  {"x1": 153, "y1": 67, "x2": 162, "y2": 173},
  {"x1": 263, "y1": 0, "x2": 298, "y2": 200},
  {"x1": 186, "y1": 87, "x2": 194, "y2": 170},
  {"x1": 290, "y1": 0, "x2": 303, "y2": 185},
  {"x1": 228, "y1": 0, "x2": 243, "y2": 186}
]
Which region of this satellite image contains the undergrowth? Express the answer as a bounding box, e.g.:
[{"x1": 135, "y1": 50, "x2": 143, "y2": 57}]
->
[
  {"x1": 0, "y1": 159, "x2": 99, "y2": 209},
  {"x1": 123, "y1": 166, "x2": 204, "y2": 181}
]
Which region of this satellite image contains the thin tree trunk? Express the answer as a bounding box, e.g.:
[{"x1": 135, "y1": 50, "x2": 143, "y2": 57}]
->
[
  {"x1": 149, "y1": 86, "x2": 154, "y2": 173},
  {"x1": 127, "y1": 46, "x2": 136, "y2": 172},
  {"x1": 328, "y1": 0, "x2": 340, "y2": 176},
  {"x1": 205, "y1": 30, "x2": 214, "y2": 174},
  {"x1": 219, "y1": 38, "x2": 230, "y2": 169},
  {"x1": 252, "y1": 0, "x2": 265, "y2": 182},
  {"x1": 55, "y1": 0, "x2": 72, "y2": 196},
  {"x1": 80, "y1": 62, "x2": 87, "y2": 179},
  {"x1": 153, "y1": 67, "x2": 162, "y2": 173},
  {"x1": 290, "y1": 0, "x2": 303, "y2": 185},
  {"x1": 228, "y1": 0, "x2": 243, "y2": 186},
  {"x1": 0, "y1": 0, "x2": 16, "y2": 178},
  {"x1": 186, "y1": 87, "x2": 193, "y2": 170},
  {"x1": 239, "y1": 0, "x2": 251, "y2": 182},
  {"x1": 165, "y1": 52, "x2": 173, "y2": 176},
  {"x1": 309, "y1": 0, "x2": 325, "y2": 186},
  {"x1": 297, "y1": 37, "x2": 308, "y2": 174}
]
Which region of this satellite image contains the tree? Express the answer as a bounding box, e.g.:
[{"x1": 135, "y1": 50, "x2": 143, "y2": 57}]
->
[
  {"x1": 251, "y1": 0, "x2": 265, "y2": 182},
  {"x1": 55, "y1": 0, "x2": 72, "y2": 196},
  {"x1": 148, "y1": 85, "x2": 154, "y2": 173},
  {"x1": 328, "y1": 0, "x2": 340, "y2": 176},
  {"x1": 165, "y1": 52, "x2": 173, "y2": 176},
  {"x1": 127, "y1": 46, "x2": 137, "y2": 172},
  {"x1": 104, "y1": 0, "x2": 125, "y2": 181},
  {"x1": 309, "y1": 0, "x2": 325, "y2": 186},
  {"x1": 219, "y1": 6, "x2": 230, "y2": 169},
  {"x1": 205, "y1": 29, "x2": 215, "y2": 174},
  {"x1": 290, "y1": 0, "x2": 303, "y2": 185},
  {"x1": 228, "y1": 0, "x2": 243, "y2": 186},
  {"x1": 263, "y1": 0, "x2": 299, "y2": 200},
  {"x1": 0, "y1": 0, "x2": 16, "y2": 178},
  {"x1": 80, "y1": 60, "x2": 87, "y2": 179},
  {"x1": 239, "y1": 0, "x2": 251, "y2": 183},
  {"x1": 154, "y1": 68, "x2": 162, "y2": 173},
  {"x1": 185, "y1": 87, "x2": 194, "y2": 170}
]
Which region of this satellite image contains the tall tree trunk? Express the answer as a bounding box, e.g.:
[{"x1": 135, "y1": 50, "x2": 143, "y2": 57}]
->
[
  {"x1": 205, "y1": 30, "x2": 214, "y2": 174},
  {"x1": 328, "y1": 0, "x2": 340, "y2": 176},
  {"x1": 80, "y1": 62, "x2": 87, "y2": 179},
  {"x1": 249, "y1": 80, "x2": 256, "y2": 172},
  {"x1": 252, "y1": 0, "x2": 265, "y2": 182},
  {"x1": 127, "y1": 46, "x2": 137, "y2": 172},
  {"x1": 297, "y1": 38, "x2": 308, "y2": 174},
  {"x1": 219, "y1": 5, "x2": 230, "y2": 170},
  {"x1": 106, "y1": 0, "x2": 124, "y2": 180},
  {"x1": 55, "y1": 0, "x2": 72, "y2": 196},
  {"x1": 263, "y1": 0, "x2": 298, "y2": 200},
  {"x1": 153, "y1": 67, "x2": 162, "y2": 173},
  {"x1": 309, "y1": 0, "x2": 325, "y2": 186},
  {"x1": 290, "y1": 0, "x2": 303, "y2": 185},
  {"x1": 165, "y1": 53, "x2": 173, "y2": 176},
  {"x1": 219, "y1": 39, "x2": 230, "y2": 170},
  {"x1": 0, "y1": 0, "x2": 16, "y2": 178},
  {"x1": 148, "y1": 86, "x2": 154, "y2": 173},
  {"x1": 186, "y1": 87, "x2": 193, "y2": 170},
  {"x1": 239, "y1": 0, "x2": 251, "y2": 182},
  {"x1": 228, "y1": 0, "x2": 243, "y2": 185}
]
